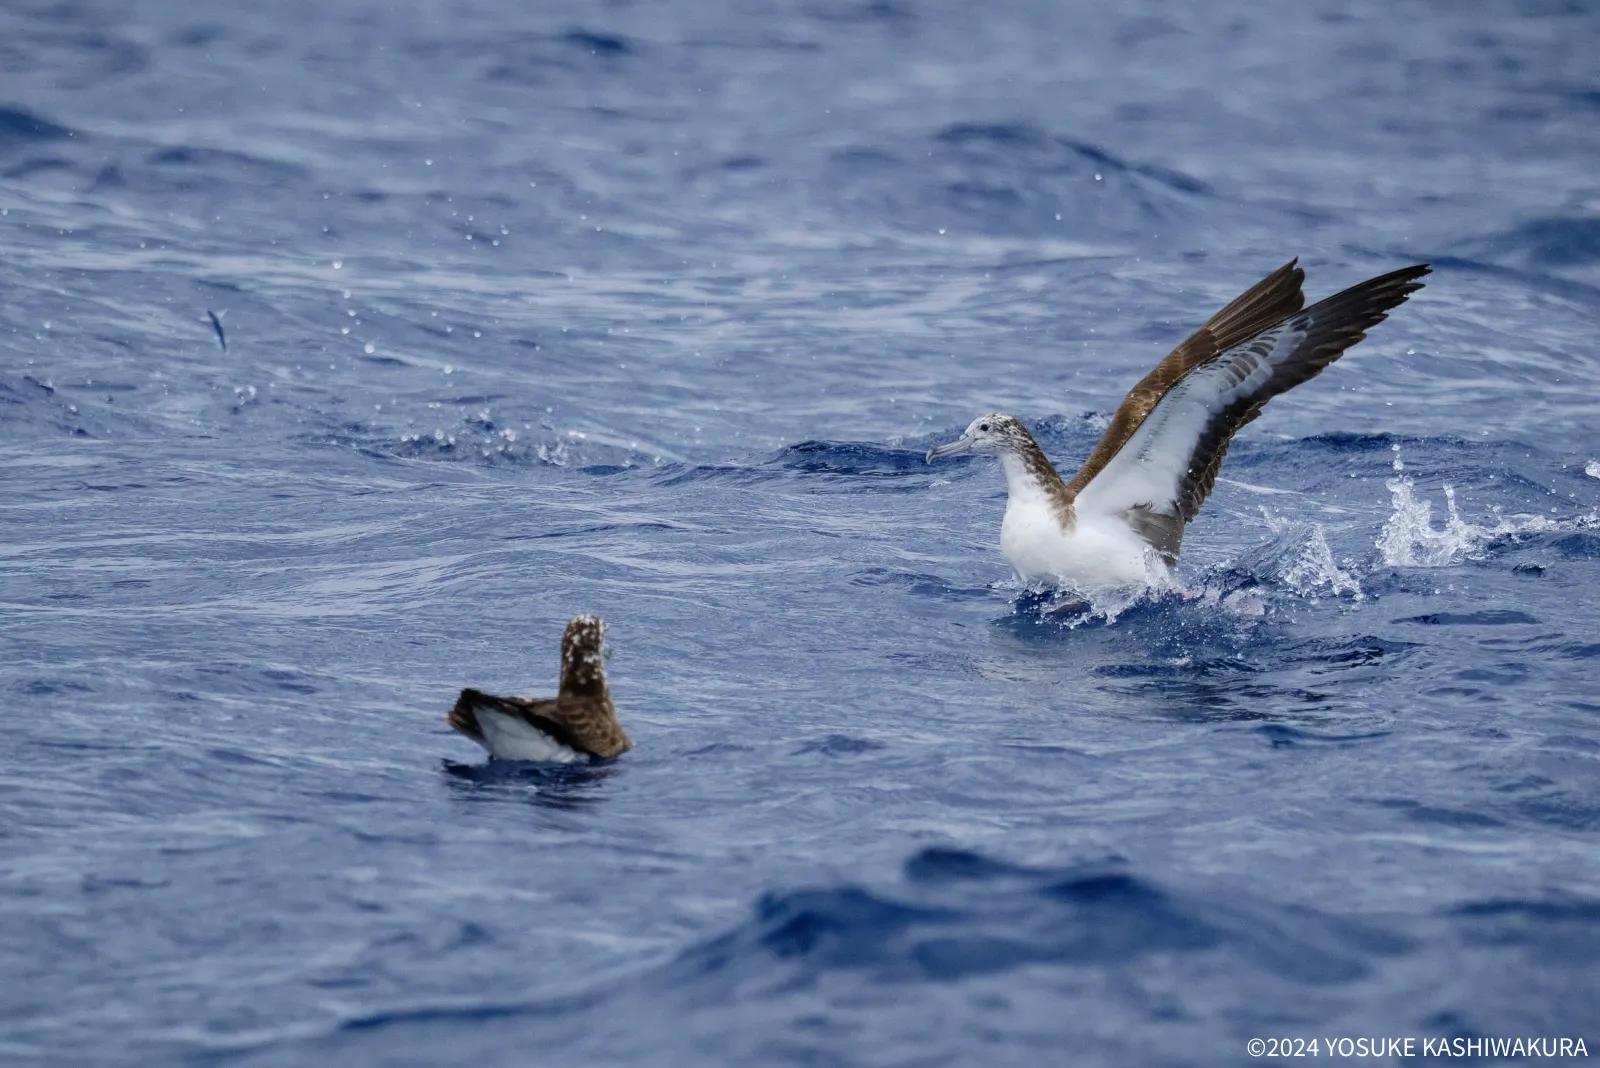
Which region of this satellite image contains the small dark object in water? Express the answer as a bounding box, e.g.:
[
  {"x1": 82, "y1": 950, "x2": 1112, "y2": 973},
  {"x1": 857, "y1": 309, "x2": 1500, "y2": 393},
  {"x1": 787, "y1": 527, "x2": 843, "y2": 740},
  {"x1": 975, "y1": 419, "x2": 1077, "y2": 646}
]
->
[{"x1": 206, "y1": 309, "x2": 227, "y2": 352}]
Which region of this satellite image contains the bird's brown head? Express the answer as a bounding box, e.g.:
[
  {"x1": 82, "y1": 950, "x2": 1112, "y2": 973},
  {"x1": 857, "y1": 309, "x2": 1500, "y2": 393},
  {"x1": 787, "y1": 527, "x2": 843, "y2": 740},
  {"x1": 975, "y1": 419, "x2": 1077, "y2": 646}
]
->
[{"x1": 559, "y1": 614, "x2": 608, "y2": 696}]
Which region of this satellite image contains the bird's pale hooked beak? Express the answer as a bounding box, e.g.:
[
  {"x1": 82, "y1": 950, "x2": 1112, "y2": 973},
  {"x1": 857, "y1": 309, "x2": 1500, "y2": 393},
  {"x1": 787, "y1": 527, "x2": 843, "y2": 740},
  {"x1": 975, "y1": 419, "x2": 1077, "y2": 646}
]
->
[{"x1": 925, "y1": 436, "x2": 974, "y2": 463}]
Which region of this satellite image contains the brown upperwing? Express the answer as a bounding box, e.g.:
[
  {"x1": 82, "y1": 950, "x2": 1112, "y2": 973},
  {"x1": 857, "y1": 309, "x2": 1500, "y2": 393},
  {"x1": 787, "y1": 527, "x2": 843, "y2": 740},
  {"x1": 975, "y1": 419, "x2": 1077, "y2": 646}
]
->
[
  {"x1": 1061, "y1": 260, "x2": 1307, "y2": 499},
  {"x1": 1168, "y1": 263, "x2": 1430, "y2": 525}
]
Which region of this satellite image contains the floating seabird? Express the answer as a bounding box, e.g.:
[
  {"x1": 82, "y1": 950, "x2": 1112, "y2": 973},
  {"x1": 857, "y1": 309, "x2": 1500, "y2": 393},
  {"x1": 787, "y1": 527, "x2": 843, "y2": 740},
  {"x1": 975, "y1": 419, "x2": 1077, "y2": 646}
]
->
[
  {"x1": 927, "y1": 261, "x2": 1430, "y2": 589},
  {"x1": 448, "y1": 614, "x2": 632, "y2": 762}
]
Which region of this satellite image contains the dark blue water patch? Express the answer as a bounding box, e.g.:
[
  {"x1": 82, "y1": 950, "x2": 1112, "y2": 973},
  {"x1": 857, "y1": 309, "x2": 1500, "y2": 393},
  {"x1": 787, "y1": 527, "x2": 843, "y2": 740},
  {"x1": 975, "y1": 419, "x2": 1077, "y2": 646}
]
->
[
  {"x1": 774, "y1": 439, "x2": 931, "y2": 478},
  {"x1": 904, "y1": 846, "x2": 1036, "y2": 884},
  {"x1": 563, "y1": 30, "x2": 632, "y2": 57},
  {"x1": 184, "y1": 662, "x2": 332, "y2": 698},
  {"x1": 804, "y1": 0, "x2": 916, "y2": 25},
  {"x1": 1508, "y1": 793, "x2": 1600, "y2": 833},
  {"x1": 994, "y1": 616, "x2": 1426, "y2": 722},
  {"x1": 1546, "y1": 531, "x2": 1600, "y2": 559},
  {"x1": 477, "y1": 28, "x2": 641, "y2": 85},
  {"x1": 504, "y1": 519, "x2": 686, "y2": 541},
  {"x1": 144, "y1": 145, "x2": 308, "y2": 190},
  {"x1": 439, "y1": 758, "x2": 621, "y2": 811},
  {"x1": 934, "y1": 123, "x2": 1210, "y2": 197},
  {"x1": 791, "y1": 734, "x2": 886, "y2": 757},
  {"x1": 1398, "y1": 610, "x2": 1541, "y2": 626},
  {"x1": 1451, "y1": 897, "x2": 1600, "y2": 960},
  {"x1": 1375, "y1": 799, "x2": 1506, "y2": 830},
  {"x1": 635, "y1": 439, "x2": 951, "y2": 493},
  {"x1": 820, "y1": 119, "x2": 1221, "y2": 239},
  {"x1": 205, "y1": 746, "x2": 284, "y2": 769},
  {"x1": 0, "y1": 105, "x2": 76, "y2": 149},
  {"x1": 849, "y1": 567, "x2": 993, "y2": 601},
  {"x1": 1291, "y1": 635, "x2": 1420, "y2": 672},
  {"x1": 9, "y1": 677, "x2": 98, "y2": 696},
  {"x1": 1254, "y1": 724, "x2": 1393, "y2": 748},
  {"x1": 342, "y1": 1000, "x2": 551, "y2": 1033},
  {"x1": 0, "y1": 123, "x2": 310, "y2": 206},
  {"x1": 1469, "y1": 216, "x2": 1600, "y2": 268},
  {"x1": 1020, "y1": 412, "x2": 1116, "y2": 455},
  {"x1": 655, "y1": 848, "x2": 1400, "y2": 994}
]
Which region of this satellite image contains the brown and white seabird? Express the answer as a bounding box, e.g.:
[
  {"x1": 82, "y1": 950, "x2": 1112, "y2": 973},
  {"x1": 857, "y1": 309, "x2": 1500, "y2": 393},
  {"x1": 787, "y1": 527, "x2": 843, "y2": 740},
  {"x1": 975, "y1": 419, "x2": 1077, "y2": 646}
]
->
[
  {"x1": 926, "y1": 261, "x2": 1430, "y2": 589},
  {"x1": 449, "y1": 614, "x2": 632, "y2": 762}
]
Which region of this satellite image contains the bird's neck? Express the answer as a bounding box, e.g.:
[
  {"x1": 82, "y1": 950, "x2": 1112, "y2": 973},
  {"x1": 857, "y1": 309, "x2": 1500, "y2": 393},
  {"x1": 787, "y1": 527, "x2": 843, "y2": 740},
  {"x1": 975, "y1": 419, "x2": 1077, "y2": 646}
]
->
[
  {"x1": 998, "y1": 434, "x2": 1074, "y2": 529},
  {"x1": 560, "y1": 673, "x2": 608, "y2": 701},
  {"x1": 560, "y1": 642, "x2": 609, "y2": 699}
]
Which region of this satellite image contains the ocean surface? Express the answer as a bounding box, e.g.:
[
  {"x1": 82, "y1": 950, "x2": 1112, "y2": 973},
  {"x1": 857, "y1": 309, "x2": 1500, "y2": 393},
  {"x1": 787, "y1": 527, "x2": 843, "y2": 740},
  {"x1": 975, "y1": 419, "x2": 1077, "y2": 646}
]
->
[{"x1": 3, "y1": 1, "x2": 1599, "y2": 1064}]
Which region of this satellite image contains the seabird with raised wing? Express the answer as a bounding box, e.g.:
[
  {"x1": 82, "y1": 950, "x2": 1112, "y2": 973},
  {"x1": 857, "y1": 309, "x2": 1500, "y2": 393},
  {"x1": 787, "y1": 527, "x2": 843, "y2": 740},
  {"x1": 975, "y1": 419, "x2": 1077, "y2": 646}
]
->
[
  {"x1": 926, "y1": 261, "x2": 1430, "y2": 590},
  {"x1": 449, "y1": 614, "x2": 632, "y2": 762}
]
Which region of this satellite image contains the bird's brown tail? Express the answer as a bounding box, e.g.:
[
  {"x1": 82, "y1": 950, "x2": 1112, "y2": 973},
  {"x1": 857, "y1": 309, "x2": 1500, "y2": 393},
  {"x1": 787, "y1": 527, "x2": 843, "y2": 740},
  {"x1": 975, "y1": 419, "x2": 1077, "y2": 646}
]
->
[{"x1": 448, "y1": 688, "x2": 488, "y2": 743}]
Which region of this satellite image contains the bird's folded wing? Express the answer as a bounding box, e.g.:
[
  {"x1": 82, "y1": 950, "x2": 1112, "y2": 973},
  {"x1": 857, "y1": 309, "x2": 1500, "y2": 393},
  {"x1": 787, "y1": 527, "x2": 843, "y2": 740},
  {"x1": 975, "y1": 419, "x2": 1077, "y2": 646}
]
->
[{"x1": 452, "y1": 688, "x2": 578, "y2": 747}]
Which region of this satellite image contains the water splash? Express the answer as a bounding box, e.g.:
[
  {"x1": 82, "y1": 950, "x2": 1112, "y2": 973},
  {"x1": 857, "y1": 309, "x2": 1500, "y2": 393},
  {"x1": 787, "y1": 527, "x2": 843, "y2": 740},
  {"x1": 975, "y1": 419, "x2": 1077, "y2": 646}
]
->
[
  {"x1": 1010, "y1": 579, "x2": 1163, "y2": 627},
  {"x1": 1376, "y1": 477, "x2": 1559, "y2": 567},
  {"x1": 1237, "y1": 513, "x2": 1363, "y2": 599}
]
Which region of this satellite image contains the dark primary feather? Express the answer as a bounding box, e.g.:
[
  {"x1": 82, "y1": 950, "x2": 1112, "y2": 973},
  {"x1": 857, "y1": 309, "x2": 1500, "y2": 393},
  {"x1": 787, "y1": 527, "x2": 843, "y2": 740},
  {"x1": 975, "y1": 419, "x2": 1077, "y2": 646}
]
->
[
  {"x1": 1170, "y1": 263, "x2": 1431, "y2": 526},
  {"x1": 1121, "y1": 504, "x2": 1184, "y2": 564}
]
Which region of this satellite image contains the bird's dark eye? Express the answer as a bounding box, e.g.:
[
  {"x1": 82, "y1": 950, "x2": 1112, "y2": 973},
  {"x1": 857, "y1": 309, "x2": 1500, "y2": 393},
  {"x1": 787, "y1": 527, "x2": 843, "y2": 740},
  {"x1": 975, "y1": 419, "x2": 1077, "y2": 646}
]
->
[{"x1": 978, "y1": 423, "x2": 991, "y2": 432}]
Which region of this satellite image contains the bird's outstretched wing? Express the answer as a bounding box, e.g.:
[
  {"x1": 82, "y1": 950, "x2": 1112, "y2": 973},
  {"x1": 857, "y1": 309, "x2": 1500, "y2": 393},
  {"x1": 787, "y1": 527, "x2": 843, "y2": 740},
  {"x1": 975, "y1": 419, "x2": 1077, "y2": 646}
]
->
[
  {"x1": 1074, "y1": 264, "x2": 1430, "y2": 560},
  {"x1": 1063, "y1": 259, "x2": 1308, "y2": 500}
]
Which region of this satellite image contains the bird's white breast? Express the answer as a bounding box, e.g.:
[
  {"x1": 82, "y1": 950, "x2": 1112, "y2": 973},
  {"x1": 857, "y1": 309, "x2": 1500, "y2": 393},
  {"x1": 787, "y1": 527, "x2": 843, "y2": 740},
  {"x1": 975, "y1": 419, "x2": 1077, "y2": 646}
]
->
[{"x1": 996, "y1": 453, "x2": 1166, "y2": 589}]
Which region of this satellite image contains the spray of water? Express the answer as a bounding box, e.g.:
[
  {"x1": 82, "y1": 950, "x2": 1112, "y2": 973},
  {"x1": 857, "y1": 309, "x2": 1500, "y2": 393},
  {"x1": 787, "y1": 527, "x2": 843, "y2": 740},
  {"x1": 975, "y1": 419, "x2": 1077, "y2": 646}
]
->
[
  {"x1": 1376, "y1": 476, "x2": 1565, "y2": 567},
  {"x1": 1254, "y1": 513, "x2": 1363, "y2": 598}
]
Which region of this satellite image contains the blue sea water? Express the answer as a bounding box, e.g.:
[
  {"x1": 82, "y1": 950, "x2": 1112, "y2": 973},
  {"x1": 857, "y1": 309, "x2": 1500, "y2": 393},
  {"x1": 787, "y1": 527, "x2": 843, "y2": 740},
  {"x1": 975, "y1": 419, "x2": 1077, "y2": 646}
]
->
[{"x1": 3, "y1": 0, "x2": 1600, "y2": 1063}]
